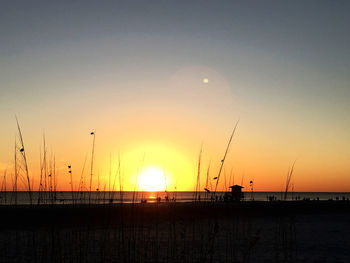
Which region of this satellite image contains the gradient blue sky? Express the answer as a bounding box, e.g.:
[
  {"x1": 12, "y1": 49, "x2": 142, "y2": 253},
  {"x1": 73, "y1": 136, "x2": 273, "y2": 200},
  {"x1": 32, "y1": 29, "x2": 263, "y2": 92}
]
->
[{"x1": 1, "y1": 1, "x2": 350, "y2": 191}]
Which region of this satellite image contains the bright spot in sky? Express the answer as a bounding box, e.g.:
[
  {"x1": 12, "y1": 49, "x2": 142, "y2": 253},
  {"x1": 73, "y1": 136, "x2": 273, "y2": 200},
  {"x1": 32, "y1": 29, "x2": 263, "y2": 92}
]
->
[
  {"x1": 139, "y1": 167, "x2": 167, "y2": 191},
  {"x1": 202, "y1": 78, "x2": 209, "y2": 84}
]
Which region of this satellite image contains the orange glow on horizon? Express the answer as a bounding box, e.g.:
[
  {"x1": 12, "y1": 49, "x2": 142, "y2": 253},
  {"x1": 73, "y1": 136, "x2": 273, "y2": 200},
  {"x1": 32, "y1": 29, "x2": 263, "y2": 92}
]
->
[{"x1": 0, "y1": 67, "x2": 349, "y2": 193}]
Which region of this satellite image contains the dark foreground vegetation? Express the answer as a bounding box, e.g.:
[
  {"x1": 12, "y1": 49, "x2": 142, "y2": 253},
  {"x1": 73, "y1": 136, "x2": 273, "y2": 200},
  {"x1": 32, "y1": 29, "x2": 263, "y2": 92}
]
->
[{"x1": 1, "y1": 201, "x2": 350, "y2": 263}]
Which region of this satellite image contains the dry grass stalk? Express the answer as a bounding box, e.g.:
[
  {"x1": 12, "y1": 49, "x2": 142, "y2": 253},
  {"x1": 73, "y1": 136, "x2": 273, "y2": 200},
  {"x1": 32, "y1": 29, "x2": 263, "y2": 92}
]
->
[
  {"x1": 194, "y1": 145, "x2": 203, "y2": 201},
  {"x1": 15, "y1": 117, "x2": 32, "y2": 205},
  {"x1": 89, "y1": 131, "x2": 96, "y2": 204},
  {"x1": 284, "y1": 162, "x2": 296, "y2": 200},
  {"x1": 214, "y1": 120, "x2": 239, "y2": 194}
]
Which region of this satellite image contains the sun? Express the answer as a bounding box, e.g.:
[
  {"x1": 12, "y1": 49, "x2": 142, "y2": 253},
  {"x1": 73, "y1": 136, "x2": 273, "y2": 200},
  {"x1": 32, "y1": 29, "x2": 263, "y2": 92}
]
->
[{"x1": 139, "y1": 167, "x2": 167, "y2": 191}]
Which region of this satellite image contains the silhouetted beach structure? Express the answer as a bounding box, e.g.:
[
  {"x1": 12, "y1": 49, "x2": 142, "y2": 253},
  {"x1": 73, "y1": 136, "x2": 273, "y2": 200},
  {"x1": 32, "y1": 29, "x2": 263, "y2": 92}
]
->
[{"x1": 229, "y1": 185, "x2": 244, "y2": 202}]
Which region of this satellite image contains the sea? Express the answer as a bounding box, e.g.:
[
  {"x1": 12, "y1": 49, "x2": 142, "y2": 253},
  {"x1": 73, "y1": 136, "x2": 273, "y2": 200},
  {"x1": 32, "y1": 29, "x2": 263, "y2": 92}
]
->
[{"x1": 0, "y1": 191, "x2": 349, "y2": 205}]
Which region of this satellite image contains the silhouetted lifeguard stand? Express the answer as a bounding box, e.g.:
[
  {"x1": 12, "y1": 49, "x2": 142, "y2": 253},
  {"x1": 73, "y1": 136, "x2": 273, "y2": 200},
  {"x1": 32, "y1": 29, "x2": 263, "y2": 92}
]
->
[{"x1": 229, "y1": 185, "x2": 244, "y2": 202}]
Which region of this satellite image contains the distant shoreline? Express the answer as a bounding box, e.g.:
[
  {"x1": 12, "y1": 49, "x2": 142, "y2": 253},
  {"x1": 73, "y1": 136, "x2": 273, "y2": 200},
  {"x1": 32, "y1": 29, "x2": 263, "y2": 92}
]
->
[{"x1": 2, "y1": 191, "x2": 350, "y2": 193}]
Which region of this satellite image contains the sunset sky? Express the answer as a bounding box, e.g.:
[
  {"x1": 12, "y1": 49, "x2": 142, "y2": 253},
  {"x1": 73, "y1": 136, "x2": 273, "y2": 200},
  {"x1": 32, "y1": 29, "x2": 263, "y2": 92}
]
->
[{"x1": 1, "y1": 1, "x2": 350, "y2": 192}]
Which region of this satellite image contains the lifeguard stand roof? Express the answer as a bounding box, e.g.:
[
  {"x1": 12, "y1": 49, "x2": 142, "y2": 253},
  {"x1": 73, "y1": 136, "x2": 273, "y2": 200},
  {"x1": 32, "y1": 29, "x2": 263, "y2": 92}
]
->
[{"x1": 229, "y1": 185, "x2": 244, "y2": 189}]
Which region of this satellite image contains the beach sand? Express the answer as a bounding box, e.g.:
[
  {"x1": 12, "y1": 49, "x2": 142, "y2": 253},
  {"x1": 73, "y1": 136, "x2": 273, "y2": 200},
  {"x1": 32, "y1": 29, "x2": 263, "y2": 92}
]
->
[{"x1": 0, "y1": 201, "x2": 349, "y2": 262}]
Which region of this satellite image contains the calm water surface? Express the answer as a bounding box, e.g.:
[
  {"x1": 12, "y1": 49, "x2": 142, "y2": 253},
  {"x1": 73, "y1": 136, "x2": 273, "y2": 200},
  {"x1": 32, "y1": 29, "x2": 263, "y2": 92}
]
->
[{"x1": 0, "y1": 191, "x2": 349, "y2": 205}]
